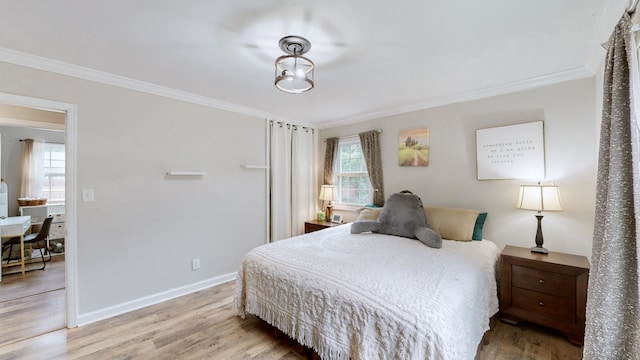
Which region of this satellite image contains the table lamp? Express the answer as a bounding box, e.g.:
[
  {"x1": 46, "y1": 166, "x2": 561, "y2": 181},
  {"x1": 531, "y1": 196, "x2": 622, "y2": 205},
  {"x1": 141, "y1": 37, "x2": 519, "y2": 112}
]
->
[
  {"x1": 516, "y1": 182, "x2": 562, "y2": 254},
  {"x1": 319, "y1": 185, "x2": 338, "y2": 221}
]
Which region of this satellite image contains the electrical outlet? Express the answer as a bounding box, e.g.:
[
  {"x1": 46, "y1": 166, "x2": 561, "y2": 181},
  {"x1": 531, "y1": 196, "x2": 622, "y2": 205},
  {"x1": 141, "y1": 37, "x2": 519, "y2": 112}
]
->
[
  {"x1": 191, "y1": 258, "x2": 200, "y2": 271},
  {"x1": 82, "y1": 188, "x2": 95, "y2": 202}
]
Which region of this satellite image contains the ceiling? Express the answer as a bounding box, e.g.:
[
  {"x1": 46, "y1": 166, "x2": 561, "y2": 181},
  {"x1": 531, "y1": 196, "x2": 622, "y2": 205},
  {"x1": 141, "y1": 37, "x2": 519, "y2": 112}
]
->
[
  {"x1": 0, "y1": 1, "x2": 628, "y2": 128},
  {"x1": 0, "y1": 103, "x2": 65, "y2": 130}
]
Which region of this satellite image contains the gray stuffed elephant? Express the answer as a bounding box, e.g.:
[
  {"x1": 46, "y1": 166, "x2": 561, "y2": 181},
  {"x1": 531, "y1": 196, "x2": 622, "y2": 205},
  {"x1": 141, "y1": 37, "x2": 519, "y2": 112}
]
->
[{"x1": 350, "y1": 190, "x2": 442, "y2": 248}]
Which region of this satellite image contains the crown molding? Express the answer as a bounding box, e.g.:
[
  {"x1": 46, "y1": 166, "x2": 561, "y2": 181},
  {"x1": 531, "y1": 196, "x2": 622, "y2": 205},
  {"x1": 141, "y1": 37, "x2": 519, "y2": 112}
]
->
[
  {"x1": 318, "y1": 65, "x2": 595, "y2": 129},
  {"x1": 319, "y1": 1, "x2": 623, "y2": 130},
  {"x1": 0, "y1": 47, "x2": 274, "y2": 120},
  {"x1": 0, "y1": 46, "x2": 600, "y2": 131}
]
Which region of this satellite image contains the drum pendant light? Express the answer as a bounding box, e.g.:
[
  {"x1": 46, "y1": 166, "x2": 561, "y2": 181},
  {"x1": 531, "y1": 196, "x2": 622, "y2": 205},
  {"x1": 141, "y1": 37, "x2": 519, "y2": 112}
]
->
[{"x1": 274, "y1": 35, "x2": 315, "y2": 93}]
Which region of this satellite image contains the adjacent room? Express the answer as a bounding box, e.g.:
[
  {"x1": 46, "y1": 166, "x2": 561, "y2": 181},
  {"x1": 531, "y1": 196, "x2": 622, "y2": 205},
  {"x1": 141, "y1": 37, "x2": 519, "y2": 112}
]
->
[
  {"x1": 0, "y1": 1, "x2": 638, "y2": 359},
  {"x1": 0, "y1": 109, "x2": 67, "y2": 345}
]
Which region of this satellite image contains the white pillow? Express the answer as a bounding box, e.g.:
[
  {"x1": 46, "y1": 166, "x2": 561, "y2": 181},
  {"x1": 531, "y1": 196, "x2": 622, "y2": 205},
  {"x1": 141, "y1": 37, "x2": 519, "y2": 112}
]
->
[{"x1": 356, "y1": 207, "x2": 382, "y2": 221}]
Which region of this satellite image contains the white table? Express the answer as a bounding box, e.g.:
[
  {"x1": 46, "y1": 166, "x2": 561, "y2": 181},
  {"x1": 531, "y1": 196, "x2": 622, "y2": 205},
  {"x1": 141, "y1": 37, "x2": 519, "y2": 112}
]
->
[{"x1": 0, "y1": 216, "x2": 32, "y2": 276}]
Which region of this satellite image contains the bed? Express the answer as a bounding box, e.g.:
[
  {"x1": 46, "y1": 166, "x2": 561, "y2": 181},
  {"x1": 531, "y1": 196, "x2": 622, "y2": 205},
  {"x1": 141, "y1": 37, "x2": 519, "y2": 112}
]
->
[{"x1": 233, "y1": 223, "x2": 500, "y2": 360}]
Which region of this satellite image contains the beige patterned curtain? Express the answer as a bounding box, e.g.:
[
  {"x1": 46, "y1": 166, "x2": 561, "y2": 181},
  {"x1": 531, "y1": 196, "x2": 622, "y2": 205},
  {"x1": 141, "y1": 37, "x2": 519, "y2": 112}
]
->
[
  {"x1": 359, "y1": 130, "x2": 385, "y2": 206},
  {"x1": 323, "y1": 137, "x2": 338, "y2": 185},
  {"x1": 583, "y1": 11, "x2": 640, "y2": 359}
]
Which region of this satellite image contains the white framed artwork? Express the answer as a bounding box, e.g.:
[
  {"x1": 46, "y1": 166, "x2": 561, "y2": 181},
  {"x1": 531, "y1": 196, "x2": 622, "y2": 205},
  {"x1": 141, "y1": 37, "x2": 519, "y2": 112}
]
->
[{"x1": 475, "y1": 121, "x2": 545, "y2": 180}]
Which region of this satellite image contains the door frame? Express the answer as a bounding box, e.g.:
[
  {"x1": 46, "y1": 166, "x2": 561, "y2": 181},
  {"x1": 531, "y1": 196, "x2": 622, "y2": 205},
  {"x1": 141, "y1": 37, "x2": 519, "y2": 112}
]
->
[{"x1": 0, "y1": 91, "x2": 77, "y2": 327}]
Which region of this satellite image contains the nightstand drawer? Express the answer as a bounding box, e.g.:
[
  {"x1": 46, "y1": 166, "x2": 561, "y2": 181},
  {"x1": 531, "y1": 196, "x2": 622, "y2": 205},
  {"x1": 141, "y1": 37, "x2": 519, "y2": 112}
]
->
[
  {"x1": 512, "y1": 265, "x2": 574, "y2": 297},
  {"x1": 305, "y1": 222, "x2": 327, "y2": 233},
  {"x1": 304, "y1": 220, "x2": 341, "y2": 234},
  {"x1": 512, "y1": 287, "x2": 575, "y2": 322}
]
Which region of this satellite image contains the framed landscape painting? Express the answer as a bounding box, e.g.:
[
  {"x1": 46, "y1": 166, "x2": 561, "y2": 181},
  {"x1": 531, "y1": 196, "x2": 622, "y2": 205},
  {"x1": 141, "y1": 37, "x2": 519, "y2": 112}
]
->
[{"x1": 399, "y1": 128, "x2": 429, "y2": 166}]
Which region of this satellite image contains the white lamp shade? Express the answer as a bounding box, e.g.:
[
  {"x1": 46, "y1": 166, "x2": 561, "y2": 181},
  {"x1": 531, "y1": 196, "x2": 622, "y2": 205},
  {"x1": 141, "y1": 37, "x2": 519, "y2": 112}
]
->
[
  {"x1": 517, "y1": 184, "x2": 562, "y2": 211},
  {"x1": 319, "y1": 185, "x2": 338, "y2": 201}
]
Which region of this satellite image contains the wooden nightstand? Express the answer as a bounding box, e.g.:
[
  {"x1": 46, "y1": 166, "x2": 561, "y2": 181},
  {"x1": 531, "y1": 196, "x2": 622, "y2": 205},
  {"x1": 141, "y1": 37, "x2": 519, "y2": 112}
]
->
[
  {"x1": 499, "y1": 245, "x2": 590, "y2": 346},
  {"x1": 304, "y1": 220, "x2": 340, "y2": 234}
]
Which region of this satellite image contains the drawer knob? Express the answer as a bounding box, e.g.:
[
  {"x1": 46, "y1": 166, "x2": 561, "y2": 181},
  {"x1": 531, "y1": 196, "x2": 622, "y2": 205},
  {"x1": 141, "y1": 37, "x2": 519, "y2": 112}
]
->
[
  {"x1": 538, "y1": 301, "x2": 545, "y2": 307},
  {"x1": 538, "y1": 279, "x2": 545, "y2": 284}
]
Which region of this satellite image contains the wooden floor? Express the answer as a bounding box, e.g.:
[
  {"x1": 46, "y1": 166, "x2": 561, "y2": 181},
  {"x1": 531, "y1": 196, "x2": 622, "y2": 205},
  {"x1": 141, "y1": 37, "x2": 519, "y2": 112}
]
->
[
  {"x1": 0, "y1": 255, "x2": 66, "y2": 347},
  {"x1": 0, "y1": 278, "x2": 583, "y2": 360}
]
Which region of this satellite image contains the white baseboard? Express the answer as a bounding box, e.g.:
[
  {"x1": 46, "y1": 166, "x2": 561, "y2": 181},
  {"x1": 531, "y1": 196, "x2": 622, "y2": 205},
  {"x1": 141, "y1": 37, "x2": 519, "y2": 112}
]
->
[{"x1": 75, "y1": 272, "x2": 237, "y2": 327}]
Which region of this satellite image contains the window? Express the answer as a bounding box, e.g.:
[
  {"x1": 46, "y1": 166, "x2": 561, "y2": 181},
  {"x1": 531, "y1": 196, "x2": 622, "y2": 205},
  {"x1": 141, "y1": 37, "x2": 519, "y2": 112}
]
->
[
  {"x1": 334, "y1": 136, "x2": 372, "y2": 205},
  {"x1": 42, "y1": 143, "x2": 65, "y2": 203}
]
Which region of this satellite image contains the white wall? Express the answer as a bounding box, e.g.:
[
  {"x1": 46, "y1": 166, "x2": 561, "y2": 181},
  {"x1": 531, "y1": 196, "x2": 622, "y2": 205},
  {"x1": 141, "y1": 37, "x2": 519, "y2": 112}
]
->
[
  {"x1": 0, "y1": 61, "x2": 267, "y2": 317},
  {"x1": 0, "y1": 125, "x2": 65, "y2": 216},
  {"x1": 0, "y1": 57, "x2": 599, "y2": 321},
  {"x1": 320, "y1": 77, "x2": 597, "y2": 259}
]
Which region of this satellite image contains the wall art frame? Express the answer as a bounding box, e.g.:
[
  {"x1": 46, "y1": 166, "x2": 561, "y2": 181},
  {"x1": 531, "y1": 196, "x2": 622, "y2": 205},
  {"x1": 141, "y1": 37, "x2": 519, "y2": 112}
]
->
[
  {"x1": 475, "y1": 121, "x2": 545, "y2": 180},
  {"x1": 398, "y1": 128, "x2": 430, "y2": 166}
]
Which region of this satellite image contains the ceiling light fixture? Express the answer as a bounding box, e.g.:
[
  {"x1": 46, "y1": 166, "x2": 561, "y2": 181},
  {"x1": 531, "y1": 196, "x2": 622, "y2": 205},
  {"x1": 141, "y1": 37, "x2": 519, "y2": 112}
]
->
[{"x1": 274, "y1": 35, "x2": 314, "y2": 94}]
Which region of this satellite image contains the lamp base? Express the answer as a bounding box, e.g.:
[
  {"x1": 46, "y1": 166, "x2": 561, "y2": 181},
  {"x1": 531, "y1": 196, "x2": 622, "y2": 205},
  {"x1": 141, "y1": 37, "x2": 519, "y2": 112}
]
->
[
  {"x1": 531, "y1": 246, "x2": 549, "y2": 254},
  {"x1": 326, "y1": 205, "x2": 333, "y2": 221},
  {"x1": 531, "y1": 214, "x2": 548, "y2": 254}
]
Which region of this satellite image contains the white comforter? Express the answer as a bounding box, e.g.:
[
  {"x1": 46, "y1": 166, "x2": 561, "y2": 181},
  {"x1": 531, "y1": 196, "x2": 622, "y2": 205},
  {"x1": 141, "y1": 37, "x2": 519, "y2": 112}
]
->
[{"x1": 233, "y1": 224, "x2": 500, "y2": 360}]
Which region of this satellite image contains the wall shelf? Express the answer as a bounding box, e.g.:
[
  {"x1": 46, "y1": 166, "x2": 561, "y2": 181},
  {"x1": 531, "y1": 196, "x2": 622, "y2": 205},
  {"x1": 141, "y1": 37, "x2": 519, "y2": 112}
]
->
[
  {"x1": 241, "y1": 165, "x2": 268, "y2": 170},
  {"x1": 165, "y1": 171, "x2": 207, "y2": 176}
]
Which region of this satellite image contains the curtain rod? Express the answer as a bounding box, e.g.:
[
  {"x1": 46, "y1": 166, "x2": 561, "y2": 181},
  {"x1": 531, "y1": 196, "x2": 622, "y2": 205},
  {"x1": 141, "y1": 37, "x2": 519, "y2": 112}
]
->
[
  {"x1": 602, "y1": 1, "x2": 640, "y2": 49},
  {"x1": 19, "y1": 139, "x2": 63, "y2": 144},
  {"x1": 323, "y1": 128, "x2": 382, "y2": 142},
  {"x1": 269, "y1": 120, "x2": 315, "y2": 133}
]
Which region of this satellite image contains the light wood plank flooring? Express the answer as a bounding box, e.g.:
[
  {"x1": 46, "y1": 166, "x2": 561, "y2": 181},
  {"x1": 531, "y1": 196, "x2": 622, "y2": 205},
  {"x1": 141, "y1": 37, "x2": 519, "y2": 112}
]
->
[
  {"x1": 0, "y1": 255, "x2": 65, "y2": 303},
  {"x1": 0, "y1": 279, "x2": 583, "y2": 359},
  {"x1": 0, "y1": 255, "x2": 66, "y2": 346}
]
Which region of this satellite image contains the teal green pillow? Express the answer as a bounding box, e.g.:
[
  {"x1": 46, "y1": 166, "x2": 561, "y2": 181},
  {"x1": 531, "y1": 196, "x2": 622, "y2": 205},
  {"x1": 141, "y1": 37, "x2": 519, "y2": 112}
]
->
[{"x1": 472, "y1": 213, "x2": 487, "y2": 240}]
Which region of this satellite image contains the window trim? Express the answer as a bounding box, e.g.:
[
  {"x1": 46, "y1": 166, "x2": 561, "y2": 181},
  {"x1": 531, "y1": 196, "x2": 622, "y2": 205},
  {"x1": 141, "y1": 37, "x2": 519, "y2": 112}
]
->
[
  {"x1": 333, "y1": 135, "x2": 373, "y2": 206},
  {"x1": 41, "y1": 142, "x2": 66, "y2": 203}
]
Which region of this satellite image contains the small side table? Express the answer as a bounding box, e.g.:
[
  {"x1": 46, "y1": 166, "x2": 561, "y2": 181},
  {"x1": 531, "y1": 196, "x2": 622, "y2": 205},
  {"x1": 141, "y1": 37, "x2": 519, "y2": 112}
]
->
[
  {"x1": 499, "y1": 245, "x2": 590, "y2": 346},
  {"x1": 304, "y1": 220, "x2": 341, "y2": 234}
]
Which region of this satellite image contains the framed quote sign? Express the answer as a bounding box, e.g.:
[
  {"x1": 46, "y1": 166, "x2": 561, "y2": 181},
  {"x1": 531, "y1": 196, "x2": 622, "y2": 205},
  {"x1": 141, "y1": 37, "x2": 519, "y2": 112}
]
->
[{"x1": 475, "y1": 121, "x2": 545, "y2": 180}]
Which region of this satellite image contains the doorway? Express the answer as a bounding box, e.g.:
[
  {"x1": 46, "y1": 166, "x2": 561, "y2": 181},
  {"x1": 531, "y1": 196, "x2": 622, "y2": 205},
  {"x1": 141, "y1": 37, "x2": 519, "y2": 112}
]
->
[{"x1": 0, "y1": 92, "x2": 77, "y2": 345}]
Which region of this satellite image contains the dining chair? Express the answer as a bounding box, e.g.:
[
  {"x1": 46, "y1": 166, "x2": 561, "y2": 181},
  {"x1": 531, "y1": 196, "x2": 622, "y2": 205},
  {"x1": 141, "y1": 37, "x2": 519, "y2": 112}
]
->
[{"x1": 1, "y1": 215, "x2": 53, "y2": 271}]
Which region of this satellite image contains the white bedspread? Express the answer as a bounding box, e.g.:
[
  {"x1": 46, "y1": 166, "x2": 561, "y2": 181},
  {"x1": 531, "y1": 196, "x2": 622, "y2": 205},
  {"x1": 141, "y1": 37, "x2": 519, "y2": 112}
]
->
[{"x1": 233, "y1": 224, "x2": 500, "y2": 360}]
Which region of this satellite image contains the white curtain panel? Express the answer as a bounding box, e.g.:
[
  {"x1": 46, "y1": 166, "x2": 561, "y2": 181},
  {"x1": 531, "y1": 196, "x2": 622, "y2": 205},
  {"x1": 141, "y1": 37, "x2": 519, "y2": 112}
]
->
[
  {"x1": 269, "y1": 121, "x2": 316, "y2": 242},
  {"x1": 291, "y1": 127, "x2": 316, "y2": 236},
  {"x1": 19, "y1": 139, "x2": 44, "y2": 198},
  {"x1": 270, "y1": 122, "x2": 293, "y2": 242}
]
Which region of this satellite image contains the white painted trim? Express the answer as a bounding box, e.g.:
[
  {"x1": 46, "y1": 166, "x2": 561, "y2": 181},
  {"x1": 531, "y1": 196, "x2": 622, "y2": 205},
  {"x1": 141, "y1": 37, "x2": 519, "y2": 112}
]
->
[
  {"x1": 0, "y1": 47, "x2": 274, "y2": 121},
  {"x1": 75, "y1": 272, "x2": 237, "y2": 326},
  {"x1": 333, "y1": 203, "x2": 365, "y2": 212},
  {"x1": 265, "y1": 119, "x2": 271, "y2": 244},
  {"x1": 319, "y1": 66, "x2": 594, "y2": 129},
  {"x1": 0, "y1": 46, "x2": 598, "y2": 130},
  {"x1": 0, "y1": 92, "x2": 78, "y2": 327},
  {"x1": 65, "y1": 104, "x2": 78, "y2": 328}
]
